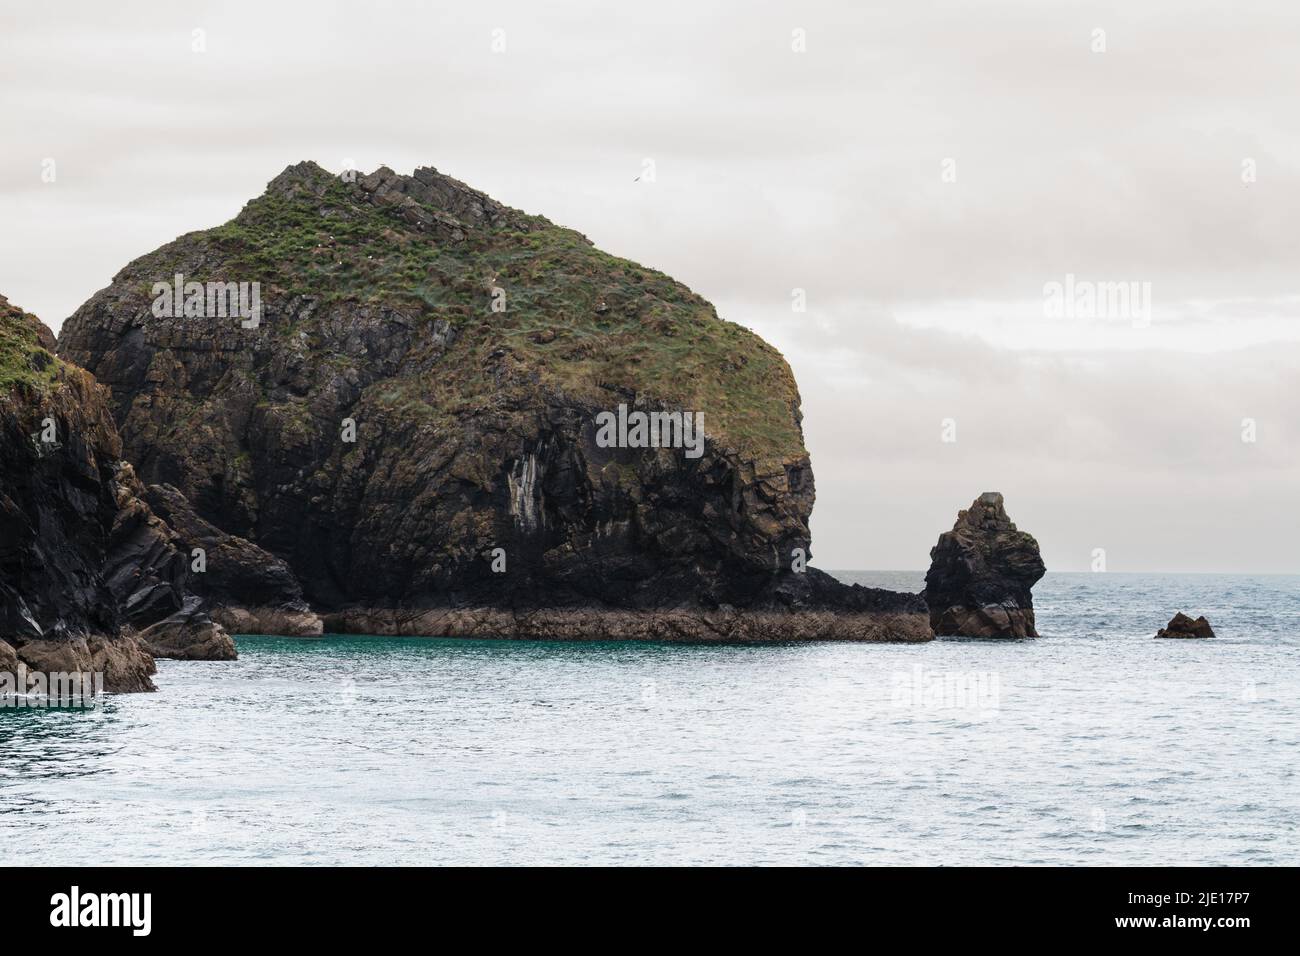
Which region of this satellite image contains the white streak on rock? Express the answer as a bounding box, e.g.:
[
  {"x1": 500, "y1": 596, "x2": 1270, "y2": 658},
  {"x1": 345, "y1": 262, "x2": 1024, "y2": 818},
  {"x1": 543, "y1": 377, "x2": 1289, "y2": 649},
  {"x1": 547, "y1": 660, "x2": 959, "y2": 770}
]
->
[{"x1": 507, "y1": 449, "x2": 543, "y2": 532}]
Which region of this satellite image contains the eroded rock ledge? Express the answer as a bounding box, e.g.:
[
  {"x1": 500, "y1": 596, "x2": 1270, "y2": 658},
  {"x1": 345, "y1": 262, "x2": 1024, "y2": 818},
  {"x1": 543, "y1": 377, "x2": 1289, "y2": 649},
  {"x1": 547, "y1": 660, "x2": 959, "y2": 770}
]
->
[
  {"x1": 322, "y1": 606, "x2": 932, "y2": 643},
  {"x1": 306, "y1": 567, "x2": 932, "y2": 643},
  {"x1": 0, "y1": 634, "x2": 157, "y2": 694},
  {"x1": 137, "y1": 597, "x2": 237, "y2": 661}
]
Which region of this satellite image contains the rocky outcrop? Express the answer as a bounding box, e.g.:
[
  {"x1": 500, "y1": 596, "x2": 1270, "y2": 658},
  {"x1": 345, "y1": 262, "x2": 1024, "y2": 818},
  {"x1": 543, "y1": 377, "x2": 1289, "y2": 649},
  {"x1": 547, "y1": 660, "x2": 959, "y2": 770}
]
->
[
  {"x1": 105, "y1": 462, "x2": 192, "y2": 628},
  {"x1": 0, "y1": 637, "x2": 21, "y2": 675},
  {"x1": 1, "y1": 294, "x2": 233, "y2": 683},
  {"x1": 57, "y1": 161, "x2": 929, "y2": 641},
  {"x1": 137, "y1": 596, "x2": 237, "y2": 660},
  {"x1": 3, "y1": 632, "x2": 157, "y2": 694},
  {"x1": 104, "y1": 464, "x2": 242, "y2": 658},
  {"x1": 924, "y1": 492, "x2": 1045, "y2": 638},
  {"x1": 1155, "y1": 612, "x2": 1215, "y2": 639},
  {"x1": 142, "y1": 483, "x2": 322, "y2": 635}
]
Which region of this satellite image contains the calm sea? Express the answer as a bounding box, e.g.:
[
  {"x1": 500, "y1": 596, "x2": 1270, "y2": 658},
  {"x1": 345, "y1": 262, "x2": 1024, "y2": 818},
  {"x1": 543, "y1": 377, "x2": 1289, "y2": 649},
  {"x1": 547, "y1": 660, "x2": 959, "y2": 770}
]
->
[{"x1": 2, "y1": 571, "x2": 1296, "y2": 865}]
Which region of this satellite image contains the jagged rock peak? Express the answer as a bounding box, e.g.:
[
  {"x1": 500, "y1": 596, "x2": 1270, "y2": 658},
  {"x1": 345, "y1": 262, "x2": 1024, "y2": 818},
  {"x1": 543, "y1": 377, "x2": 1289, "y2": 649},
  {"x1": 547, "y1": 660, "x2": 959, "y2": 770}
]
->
[{"x1": 263, "y1": 159, "x2": 528, "y2": 233}]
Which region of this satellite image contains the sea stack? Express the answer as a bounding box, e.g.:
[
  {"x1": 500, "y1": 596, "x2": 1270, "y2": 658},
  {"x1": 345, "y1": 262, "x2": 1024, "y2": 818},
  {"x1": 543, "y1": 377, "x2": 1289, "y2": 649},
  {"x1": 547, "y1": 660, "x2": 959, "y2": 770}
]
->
[
  {"x1": 1155, "y1": 612, "x2": 1215, "y2": 639},
  {"x1": 924, "y1": 492, "x2": 1046, "y2": 638}
]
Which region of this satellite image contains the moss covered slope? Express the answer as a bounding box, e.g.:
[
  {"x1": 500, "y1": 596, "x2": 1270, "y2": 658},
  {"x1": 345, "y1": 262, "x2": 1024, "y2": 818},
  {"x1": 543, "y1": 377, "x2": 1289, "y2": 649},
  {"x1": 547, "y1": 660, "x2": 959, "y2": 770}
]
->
[{"x1": 113, "y1": 161, "x2": 804, "y2": 463}]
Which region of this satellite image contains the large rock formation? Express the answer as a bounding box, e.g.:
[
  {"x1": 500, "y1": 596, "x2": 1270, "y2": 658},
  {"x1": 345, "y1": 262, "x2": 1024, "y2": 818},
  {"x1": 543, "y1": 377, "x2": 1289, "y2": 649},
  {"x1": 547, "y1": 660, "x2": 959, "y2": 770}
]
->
[
  {"x1": 1155, "y1": 612, "x2": 1215, "y2": 639},
  {"x1": 0, "y1": 294, "x2": 233, "y2": 688},
  {"x1": 58, "y1": 161, "x2": 929, "y2": 641},
  {"x1": 924, "y1": 492, "x2": 1045, "y2": 638}
]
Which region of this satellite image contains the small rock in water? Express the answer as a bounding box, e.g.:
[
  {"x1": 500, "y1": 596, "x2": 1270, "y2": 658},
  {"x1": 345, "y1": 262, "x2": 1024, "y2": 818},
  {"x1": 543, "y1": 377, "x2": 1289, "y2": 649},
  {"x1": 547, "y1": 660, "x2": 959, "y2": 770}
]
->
[{"x1": 1155, "y1": 612, "x2": 1216, "y2": 639}]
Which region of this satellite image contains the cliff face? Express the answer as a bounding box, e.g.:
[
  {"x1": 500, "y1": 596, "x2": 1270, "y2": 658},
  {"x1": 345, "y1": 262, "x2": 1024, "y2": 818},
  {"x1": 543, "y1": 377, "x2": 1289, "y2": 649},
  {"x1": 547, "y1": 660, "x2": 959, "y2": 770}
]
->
[
  {"x1": 2, "y1": 296, "x2": 154, "y2": 689},
  {"x1": 57, "y1": 161, "x2": 924, "y2": 636},
  {"x1": 1, "y1": 295, "x2": 122, "y2": 641},
  {"x1": 0, "y1": 294, "x2": 234, "y2": 687}
]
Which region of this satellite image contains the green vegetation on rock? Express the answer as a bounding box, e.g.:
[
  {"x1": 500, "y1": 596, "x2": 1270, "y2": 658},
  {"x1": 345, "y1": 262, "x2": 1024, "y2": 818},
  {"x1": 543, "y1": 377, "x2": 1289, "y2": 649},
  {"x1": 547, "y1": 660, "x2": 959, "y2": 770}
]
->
[
  {"x1": 120, "y1": 161, "x2": 805, "y2": 463},
  {"x1": 0, "y1": 296, "x2": 64, "y2": 395}
]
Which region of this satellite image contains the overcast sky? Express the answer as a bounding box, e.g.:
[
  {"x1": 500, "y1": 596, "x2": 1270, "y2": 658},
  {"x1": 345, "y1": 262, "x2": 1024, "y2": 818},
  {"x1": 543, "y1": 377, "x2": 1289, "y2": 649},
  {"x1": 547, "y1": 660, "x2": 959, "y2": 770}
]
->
[{"x1": 1, "y1": 0, "x2": 1296, "y2": 572}]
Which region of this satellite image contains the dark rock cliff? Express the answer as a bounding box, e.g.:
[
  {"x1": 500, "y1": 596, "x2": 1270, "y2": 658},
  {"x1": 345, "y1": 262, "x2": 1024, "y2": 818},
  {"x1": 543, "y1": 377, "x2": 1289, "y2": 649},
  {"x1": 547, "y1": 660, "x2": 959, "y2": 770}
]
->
[
  {"x1": 924, "y1": 492, "x2": 1045, "y2": 638},
  {"x1": 0, "y1": 294, "x2": 233, "y2": 687},
  {"x1": 58, "y1": 162, "x2": 928, "y2": 640}
]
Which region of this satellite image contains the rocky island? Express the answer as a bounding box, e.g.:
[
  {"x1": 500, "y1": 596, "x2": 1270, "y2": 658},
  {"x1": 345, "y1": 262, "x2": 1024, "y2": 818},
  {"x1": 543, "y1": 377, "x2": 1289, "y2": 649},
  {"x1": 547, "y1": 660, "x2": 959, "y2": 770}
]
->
[{"x1": 37, "y1": 161, "x2": 932, "y2": 651}]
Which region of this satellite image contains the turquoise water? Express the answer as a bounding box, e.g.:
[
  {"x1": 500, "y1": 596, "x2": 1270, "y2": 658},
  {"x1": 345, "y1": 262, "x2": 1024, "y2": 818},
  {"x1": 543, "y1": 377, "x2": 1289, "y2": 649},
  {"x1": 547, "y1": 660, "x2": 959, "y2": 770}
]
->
[{"x1": 2, "y1": 572, "x2": 1297, "y2": 865}]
